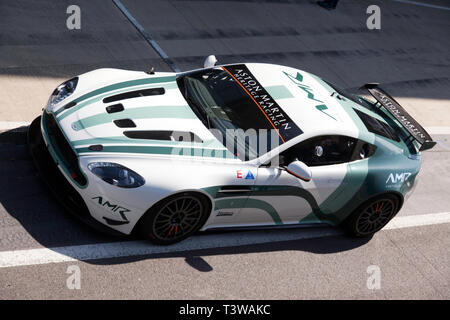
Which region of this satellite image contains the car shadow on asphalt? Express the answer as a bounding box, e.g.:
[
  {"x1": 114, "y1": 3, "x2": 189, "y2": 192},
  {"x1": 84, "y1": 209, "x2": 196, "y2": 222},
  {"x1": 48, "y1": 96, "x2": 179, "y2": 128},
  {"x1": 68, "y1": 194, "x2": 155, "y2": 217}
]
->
[
  {"x1": 0, "y1": 128, "x2": 124, "y2": 250},
  {"x1": 87, "y1": 233, "x2": 372, "y2": 272}
]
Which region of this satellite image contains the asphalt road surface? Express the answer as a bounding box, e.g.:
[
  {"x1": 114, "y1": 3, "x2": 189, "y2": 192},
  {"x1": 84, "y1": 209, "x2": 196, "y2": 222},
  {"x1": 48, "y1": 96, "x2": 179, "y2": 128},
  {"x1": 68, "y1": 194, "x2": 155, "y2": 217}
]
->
[{"x1": 0, "y1": 0, "x2": 449, "y2": 299}]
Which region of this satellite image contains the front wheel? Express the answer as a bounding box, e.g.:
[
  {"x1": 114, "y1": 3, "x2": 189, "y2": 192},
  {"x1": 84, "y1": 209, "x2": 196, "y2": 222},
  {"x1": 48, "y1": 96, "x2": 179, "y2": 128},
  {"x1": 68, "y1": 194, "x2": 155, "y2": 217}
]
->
[
  {"x1": 345, "y1": 194, "x2": 400, "y2": 237},
  {"x1": 136, "y1": 192, "x2": 210, "y2": 245}
]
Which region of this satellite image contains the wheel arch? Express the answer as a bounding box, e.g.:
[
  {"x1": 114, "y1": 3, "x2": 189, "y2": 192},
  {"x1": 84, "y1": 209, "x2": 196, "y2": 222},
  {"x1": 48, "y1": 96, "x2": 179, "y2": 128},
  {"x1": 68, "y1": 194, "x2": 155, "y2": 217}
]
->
[
  {"x1": 368, "y1": 190, "x2": 404, "y2": 212},
  {"x1": 341, "y1": 190, "x2": 404, "y2": 226},
  {"x1": 131, "y1": 189, "x2": 214, "y2": 235}
]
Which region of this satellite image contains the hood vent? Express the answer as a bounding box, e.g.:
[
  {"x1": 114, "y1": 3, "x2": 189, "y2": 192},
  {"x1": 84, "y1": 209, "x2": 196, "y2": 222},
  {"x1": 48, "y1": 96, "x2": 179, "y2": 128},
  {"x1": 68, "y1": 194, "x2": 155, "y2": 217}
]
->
[
  {"x1": 114, "y1": 119, "x2": 136, "y2": 128},
  {"x1": 64, "y1": 101, "x2": 77, "y2": 110},
  {"x1": 103, "y1": 87, "x2": 165, "y2": 104},
  {"x1": 106, "y1": 103, "x2": 124, "y2": 114},
  {"x1": 123, "y1": 130, "x2": 203, "y2": 143},
  {"x1": 88, "y1": 144, "x2": 103, "y2": 151}
]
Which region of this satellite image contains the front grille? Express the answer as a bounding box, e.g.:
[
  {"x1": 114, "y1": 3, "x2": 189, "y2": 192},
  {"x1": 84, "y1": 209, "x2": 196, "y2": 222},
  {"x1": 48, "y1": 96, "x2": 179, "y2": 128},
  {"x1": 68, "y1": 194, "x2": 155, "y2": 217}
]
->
[{"x1": 43, "y1": 112, "x2": 87, "y2": 186}]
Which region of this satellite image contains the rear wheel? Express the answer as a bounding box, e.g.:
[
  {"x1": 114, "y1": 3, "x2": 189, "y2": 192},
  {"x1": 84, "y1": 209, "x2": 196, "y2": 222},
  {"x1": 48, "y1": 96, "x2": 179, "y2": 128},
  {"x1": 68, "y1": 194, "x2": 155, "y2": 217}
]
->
[
  {"x1": 137, "y1": 192, "x2": 210, "y2": 245},
  {"x1": 345, "y1": 194, "x2": 400, "y2": 237}
]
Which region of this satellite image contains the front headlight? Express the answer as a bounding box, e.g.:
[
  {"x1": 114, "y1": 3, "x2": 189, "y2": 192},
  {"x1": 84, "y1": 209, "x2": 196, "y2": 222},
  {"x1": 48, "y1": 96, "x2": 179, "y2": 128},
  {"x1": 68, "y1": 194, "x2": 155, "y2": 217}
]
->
[
  {"x1": 87, "y1": 162, "x2": 145, "y2": 188},
  {"x1": 47, "y1": 77, "x2": 78, "y2": 111}
]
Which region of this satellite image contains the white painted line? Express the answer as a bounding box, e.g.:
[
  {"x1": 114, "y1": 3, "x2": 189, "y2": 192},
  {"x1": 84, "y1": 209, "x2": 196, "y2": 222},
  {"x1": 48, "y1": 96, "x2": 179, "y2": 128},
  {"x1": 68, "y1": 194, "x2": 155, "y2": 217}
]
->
[
  {"x1": 1, "y1": 212, "x2": 450, "y2": 268},
  {"x1": 0, "y1": 121, "x2": 30, "y2": 131},
  {"x1": 435, "y1": 140, "x2": 450, "y2": 150},
  {"x1": 425, "y1": 127, "x2": 450, "y2": 135},
  {"x1": 0, "y1": 228, "x2": 341, "y2": 268},
  {"x1": 392, "y1": 0, "x2": 450, "y2": 11},
  {"x1": 384, "y1": 212, "x2": 450, "y2": 230},
  {"x1": 112, "y1": 0, "x2": 181, "y2": 73}
]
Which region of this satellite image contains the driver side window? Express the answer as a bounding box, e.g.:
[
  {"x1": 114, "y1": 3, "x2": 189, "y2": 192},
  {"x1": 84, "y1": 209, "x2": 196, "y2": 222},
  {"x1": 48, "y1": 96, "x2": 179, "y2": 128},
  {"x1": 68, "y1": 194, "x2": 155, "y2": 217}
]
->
[{"x1": 279, "y1": 135, "x2": 357, "y2": 167}]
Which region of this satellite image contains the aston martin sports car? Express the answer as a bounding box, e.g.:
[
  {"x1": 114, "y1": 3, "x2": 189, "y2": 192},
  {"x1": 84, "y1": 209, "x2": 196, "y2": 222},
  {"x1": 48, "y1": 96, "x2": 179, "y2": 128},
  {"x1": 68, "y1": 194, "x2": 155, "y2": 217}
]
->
[{"x1": 28, "y1": 58, "x2": 436, "y2": 244}]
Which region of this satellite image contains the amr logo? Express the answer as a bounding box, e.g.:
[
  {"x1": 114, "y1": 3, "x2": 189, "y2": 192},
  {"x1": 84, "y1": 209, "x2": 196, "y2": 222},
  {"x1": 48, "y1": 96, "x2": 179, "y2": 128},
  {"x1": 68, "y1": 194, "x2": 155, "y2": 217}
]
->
[
  {"x1": 386, "y1": 172, "x2": 411, "y2": 184},
  {"x1": 92, "y1": 196, "x2": 130, "y2": 221}
]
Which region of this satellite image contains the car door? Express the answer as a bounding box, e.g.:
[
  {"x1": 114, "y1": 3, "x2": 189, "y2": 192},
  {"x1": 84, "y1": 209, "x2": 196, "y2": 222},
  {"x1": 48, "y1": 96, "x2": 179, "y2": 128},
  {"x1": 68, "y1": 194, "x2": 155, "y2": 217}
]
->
[{"x1": 240, "y1": 135, "x2": 358, "y2": 225}]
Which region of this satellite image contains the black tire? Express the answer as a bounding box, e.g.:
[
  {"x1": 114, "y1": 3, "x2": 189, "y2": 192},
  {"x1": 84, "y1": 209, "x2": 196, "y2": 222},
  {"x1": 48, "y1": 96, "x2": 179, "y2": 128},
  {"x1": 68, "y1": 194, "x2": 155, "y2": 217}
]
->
[
  {"x1": 344, "y1": 194, "x2": 400, "y2": 237},
  {"x1": 136, "y1": 192, "x2": 211, "y2": 245}
]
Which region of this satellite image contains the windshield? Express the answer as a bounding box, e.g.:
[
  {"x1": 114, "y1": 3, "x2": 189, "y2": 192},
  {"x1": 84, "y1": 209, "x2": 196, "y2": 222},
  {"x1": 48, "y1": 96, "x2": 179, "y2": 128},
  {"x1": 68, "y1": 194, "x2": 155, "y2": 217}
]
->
[{"x1": 177, "y1": 66, "x2": 301, "y2": 160}]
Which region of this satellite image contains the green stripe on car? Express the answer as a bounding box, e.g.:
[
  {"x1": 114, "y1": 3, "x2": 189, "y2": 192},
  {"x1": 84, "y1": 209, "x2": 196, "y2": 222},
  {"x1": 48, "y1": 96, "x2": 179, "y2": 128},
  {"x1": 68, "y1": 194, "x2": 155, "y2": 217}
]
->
[
  {"x1": 71, "y1": 136, "x2": 219, "y2": 147},
  {"x1": 265, "y1": 85, "x2": 294, "y2": 100},
  {"x1": 71, "y1": 105, "x2": 197, "y2": 131},
  {"x1": 215, "y1": 198, "x2": 283, "y2": 225},
  {"x1": 76, "y1": 145, "x2": 235, "y2": 159}
]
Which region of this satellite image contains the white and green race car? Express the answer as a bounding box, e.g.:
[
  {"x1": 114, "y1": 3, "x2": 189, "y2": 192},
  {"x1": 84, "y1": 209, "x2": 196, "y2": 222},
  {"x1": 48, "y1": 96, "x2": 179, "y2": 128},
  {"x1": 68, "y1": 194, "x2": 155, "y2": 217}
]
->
[{"x1": 28, "y1": 59, "x2": 435, "y2": 244}]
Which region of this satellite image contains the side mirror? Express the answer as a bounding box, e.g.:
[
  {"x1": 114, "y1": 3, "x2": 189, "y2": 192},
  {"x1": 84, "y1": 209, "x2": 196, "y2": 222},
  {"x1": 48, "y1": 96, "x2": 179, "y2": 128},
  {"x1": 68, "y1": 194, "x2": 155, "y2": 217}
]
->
[
  {"x1": 286, "y1": 161, "x2": 312, "y2": 182},
  {"x1": 203, "y1": 55, "x2": 217, "y2": 68}
]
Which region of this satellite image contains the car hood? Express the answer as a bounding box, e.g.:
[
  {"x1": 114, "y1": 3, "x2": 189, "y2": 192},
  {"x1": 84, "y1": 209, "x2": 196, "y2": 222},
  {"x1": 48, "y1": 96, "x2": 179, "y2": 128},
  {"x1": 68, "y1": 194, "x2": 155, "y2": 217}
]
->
[{"x1": 49, "y1": 69, "x2": 231, "y2": 159}]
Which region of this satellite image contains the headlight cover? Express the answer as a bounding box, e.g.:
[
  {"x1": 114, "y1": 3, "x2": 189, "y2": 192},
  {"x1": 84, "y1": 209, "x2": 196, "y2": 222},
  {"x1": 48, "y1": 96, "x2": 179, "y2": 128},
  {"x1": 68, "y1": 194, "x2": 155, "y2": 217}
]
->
[
  {"x1": 47, "y1": 77, "x2": 78, "y2": 111},
  {"x1": 87, "y1": 162, "x2": 145, "y2": 188}
]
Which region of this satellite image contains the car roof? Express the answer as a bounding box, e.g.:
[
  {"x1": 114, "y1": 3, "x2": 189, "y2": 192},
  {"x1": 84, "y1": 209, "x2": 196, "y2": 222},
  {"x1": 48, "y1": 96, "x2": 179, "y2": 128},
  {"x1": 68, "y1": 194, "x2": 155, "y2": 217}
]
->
[{"x1": 243, "y1": 63, "x2": 362, "y2": 141}]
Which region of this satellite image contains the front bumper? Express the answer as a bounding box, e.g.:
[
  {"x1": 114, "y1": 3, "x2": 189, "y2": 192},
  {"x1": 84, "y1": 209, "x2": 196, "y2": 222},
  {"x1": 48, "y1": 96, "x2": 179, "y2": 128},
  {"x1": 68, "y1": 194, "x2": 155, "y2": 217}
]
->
[{"x1": 27, "y1": 116, "x2": 124, "y2": 237}]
